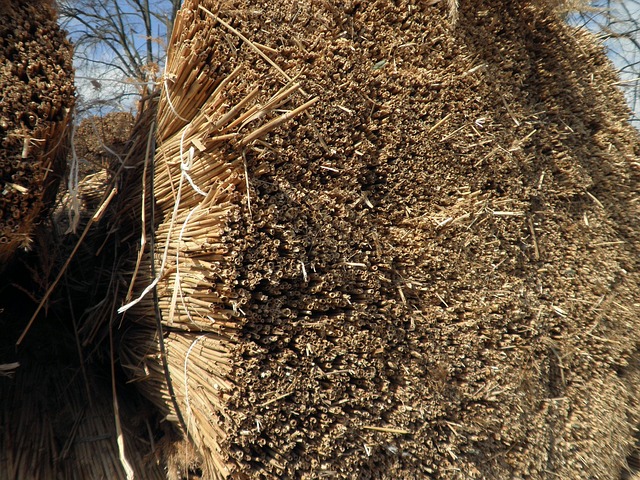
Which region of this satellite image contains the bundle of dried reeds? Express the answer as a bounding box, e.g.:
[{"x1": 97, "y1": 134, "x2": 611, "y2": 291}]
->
[
  {"x1": 0, "y1": 0, "x2": 74, "y2": 264},
  {"x1": 0, "y1": 363, "x2": 166, "y2": 479},
  {"x1": 0, "y1": 90, "x2": 168, "y2": 479},
  {"x1": 114, "y1": 0, "x2": 316, "y2": 476},
  {"x1": 27, "y1": 0, "x2": 633, "y2": 477},
  {"x1": 121, "y1": 0, "x2": 636, "y2": 478}
]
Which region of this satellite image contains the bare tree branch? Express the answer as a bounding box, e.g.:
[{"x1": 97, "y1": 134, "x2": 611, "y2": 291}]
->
[
  {"x1": 58, "y1": 0, "x2": 180, "y2": 113},
  {"x1": 571, "y1": 1, "x2": 640, "y2": 127}
]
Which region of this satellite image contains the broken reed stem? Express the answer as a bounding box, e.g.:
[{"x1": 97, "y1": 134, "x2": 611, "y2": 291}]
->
[
  {"x1": 17, "y1": 182, "x2": 118, "y2": 346},
  {"x1": 363, "y1": 426, "x2": 413, "y2": 435},
  {"x1": 240, "y1": 97, "x2": 319, "y2": 146},
  {"x1": 110, "y1": 314, "x2": 135, "y2": 480},
  {"x1": 448, "y1": 0, "x2": 459, "y2": 24},
  {"x1": 126, "y1": 120, "x2": 156, "y2": 303}
]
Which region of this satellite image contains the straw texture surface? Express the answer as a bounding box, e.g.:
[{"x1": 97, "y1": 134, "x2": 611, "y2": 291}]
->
[
  {"x1": 121, "y1": 0, "x2": 639, "y2": 478},
  {"x1": 4, "y1": 0, "x2": 635, "y2": 478},
  {"x1": 0, "y1": 0, "x2": 74, "y2": 264}
]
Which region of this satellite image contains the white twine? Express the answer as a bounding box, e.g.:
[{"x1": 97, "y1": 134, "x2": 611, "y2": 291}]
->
[
  {"x1": 163, "y1": 77, "x2": 190, "y2": 123},
  {"x1": 117, "y1": 277, "x2": 160, "y2": 314},
  {"x1": 118, "y1": 127, "x2": 208, "y2": 314},
  {"x1": 179, "y1": 129, "x2": 207, "y2": 197}
]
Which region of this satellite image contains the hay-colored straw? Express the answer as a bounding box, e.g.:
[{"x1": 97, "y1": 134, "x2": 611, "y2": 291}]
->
[{"x1": 117, "y1": 0, "x2": 317, "y2": 477}]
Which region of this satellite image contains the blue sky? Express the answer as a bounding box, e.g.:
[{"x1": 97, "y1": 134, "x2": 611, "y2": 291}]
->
[
  {"x1": 569, "y1": 0, "x2": 640, "y2": 127},
  {"x1": 59, "y1": 0, "x2": 175, "y2": 116}
]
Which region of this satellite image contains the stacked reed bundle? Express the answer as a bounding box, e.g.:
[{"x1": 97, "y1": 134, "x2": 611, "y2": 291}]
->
[
  {"x1": 49, "y1": 0, "x2": 637, "y2": 477},
  {"x1": 123, "y1": 0, "x2": 636, "y2": 478},
  {"x1": 0, "y1": 363, "x2": 167, "y2": 479},
  {"x1": 0, "y1": 89, "x2": 167, "y2": 478},
  {"x1": 72, "y1": 112, "x2": 135, "y2": 171},
  {"x1": 115, "y1": 1, "x2": 316, "y2": 477},
  {"x1": 0, "y1": 0, "x2": 74, "y2": 264}
]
